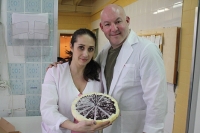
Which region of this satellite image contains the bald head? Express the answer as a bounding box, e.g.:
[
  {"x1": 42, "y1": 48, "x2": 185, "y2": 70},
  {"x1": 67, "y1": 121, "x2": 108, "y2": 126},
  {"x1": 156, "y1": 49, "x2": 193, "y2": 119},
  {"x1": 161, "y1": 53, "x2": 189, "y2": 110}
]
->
[{"x1": 100, "y1": 4, "x2": 126, "y2": 21}]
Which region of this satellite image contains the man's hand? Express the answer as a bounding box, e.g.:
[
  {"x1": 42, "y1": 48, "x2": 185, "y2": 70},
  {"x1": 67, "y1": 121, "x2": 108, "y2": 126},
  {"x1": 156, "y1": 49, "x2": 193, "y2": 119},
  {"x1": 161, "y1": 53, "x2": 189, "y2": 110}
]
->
[{"x1": 46, "y1": 61, "x2": 64, "y2": 71}]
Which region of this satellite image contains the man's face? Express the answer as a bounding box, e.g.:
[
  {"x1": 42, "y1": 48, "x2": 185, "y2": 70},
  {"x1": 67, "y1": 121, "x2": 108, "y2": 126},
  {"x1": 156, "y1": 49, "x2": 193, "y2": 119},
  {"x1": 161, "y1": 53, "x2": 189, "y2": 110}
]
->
[{"x1": 100, "y1": 7, "x2": 130, "y2": 49}]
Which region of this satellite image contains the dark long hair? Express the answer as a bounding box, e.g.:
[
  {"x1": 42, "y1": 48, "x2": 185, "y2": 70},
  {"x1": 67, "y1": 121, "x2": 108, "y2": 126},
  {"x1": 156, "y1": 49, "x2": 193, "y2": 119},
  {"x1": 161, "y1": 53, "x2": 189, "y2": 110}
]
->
[{"x1": 65, "y1": 28, "x2": 100, "y2": 81}]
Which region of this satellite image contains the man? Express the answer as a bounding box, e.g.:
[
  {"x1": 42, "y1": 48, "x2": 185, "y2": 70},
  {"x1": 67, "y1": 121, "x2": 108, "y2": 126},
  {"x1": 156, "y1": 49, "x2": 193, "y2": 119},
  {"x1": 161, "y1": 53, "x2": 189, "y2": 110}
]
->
[
  {"x1": 96, "y1": 4, "x2": 167, "y2": 133},
  {"x1": 50, "y1": 4, "x2": 167, "y2": 133}
]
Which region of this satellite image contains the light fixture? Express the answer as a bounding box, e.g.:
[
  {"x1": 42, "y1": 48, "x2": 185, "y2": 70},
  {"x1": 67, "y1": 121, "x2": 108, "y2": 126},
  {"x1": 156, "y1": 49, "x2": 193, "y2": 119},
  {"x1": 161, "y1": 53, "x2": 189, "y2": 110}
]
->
[
  {"x1": 153, "y1": 1, "x2": 183, "y2": 14},
  {"x1": 173, "y1": 1, "x2": 183, "y2": 8},
  {"x1": 153, "y1": 8, "x2": 169, "y2": 14}
]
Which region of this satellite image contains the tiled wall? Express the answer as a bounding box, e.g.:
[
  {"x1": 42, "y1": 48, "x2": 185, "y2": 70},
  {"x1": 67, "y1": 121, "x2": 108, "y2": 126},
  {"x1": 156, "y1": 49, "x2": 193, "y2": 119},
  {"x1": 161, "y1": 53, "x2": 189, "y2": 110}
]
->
[
  {"x1": 0, "y1": 0, "x2": 57, "y2": 117},
  {"x1": 91, "y1": 0, "x2": 183, "y2": 133},
  {"x1": 173, "y1": 0, "x2": 198, "y2": 133}
]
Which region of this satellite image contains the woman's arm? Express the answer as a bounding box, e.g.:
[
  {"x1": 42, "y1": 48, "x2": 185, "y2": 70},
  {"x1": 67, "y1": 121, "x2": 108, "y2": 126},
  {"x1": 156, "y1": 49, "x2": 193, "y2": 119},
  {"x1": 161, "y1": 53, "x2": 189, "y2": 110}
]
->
[{"x1": 40, "y1": 68, "x2": 68, "y2": 131}]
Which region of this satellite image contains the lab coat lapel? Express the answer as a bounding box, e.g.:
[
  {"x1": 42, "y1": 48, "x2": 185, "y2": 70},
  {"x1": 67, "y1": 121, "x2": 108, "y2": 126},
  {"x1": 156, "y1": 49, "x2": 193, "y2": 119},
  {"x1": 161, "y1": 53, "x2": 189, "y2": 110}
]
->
[
  {"x1": 108, "y1": 30, "x2": 138, "y2": 95},
  {"x1": 108, "y1": 43, "x2": 133, "y2": 95},
  {"x1": 101, "y1": 45, "x2": 110, "y2": 94}
]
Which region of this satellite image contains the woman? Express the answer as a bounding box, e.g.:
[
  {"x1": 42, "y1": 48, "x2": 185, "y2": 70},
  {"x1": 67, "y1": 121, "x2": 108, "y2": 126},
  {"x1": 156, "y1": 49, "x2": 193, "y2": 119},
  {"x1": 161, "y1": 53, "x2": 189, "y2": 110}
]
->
[{"x1": 40, "y1": 28, "x2": 110, "y2": 133}]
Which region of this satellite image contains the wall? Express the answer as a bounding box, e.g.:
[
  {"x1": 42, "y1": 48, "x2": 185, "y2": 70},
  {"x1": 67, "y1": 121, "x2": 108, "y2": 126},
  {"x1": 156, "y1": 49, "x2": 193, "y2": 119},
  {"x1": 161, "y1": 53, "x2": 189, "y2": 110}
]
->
[
  {"x1": 90, "y1": 0, "x2": 183, "y2": 133},
  {"x1": 58, "y1": 0, "x2": 137, "y2": 30},
  {"x1": 58, "y1": 12, "x2": 91, "y2": 30},
  {"x1": 90, "y1": 0, "x2": 137, "y2": 22},
  {"x1": 173, "y1": 0, "x2": 199, "y2": 133},
  {"x1": 0, "y1": 0, "x2": 57, "y2": 117}
]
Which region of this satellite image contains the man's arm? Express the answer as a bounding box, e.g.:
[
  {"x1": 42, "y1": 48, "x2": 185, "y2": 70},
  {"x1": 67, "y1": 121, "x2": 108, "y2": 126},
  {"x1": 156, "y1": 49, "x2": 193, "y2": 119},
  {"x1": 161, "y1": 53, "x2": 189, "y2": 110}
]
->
[
  {"x1": 46, "y1": 60, "x2": 65, "y2": 71},
  {"x1": 140, "y1": 44, "x2": 168, "y2": 133}
]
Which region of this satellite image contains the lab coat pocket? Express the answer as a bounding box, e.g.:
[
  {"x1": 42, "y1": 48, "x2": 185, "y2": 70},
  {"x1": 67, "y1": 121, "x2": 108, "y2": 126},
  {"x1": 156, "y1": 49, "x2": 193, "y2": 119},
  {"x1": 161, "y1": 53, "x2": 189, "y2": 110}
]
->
[
  {"x1": 121, "y1": 64, "x2": 140, "y2": 87},
  {"x1": 123, "y1": 64, "x2": 135, "y2": 79},
  {"x1": 121, "y1": 110, "x2": 146, "y2": 133}
]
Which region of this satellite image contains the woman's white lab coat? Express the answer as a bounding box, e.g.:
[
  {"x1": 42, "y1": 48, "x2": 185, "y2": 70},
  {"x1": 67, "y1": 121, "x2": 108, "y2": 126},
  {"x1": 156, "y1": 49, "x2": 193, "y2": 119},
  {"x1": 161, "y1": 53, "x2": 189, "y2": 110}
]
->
[
  {"x1": 40, "y1": 63, "x2": 103, "y2": 133},
  {"x1": 96, "y1": 30, "x2": 168, "y2": 133}
]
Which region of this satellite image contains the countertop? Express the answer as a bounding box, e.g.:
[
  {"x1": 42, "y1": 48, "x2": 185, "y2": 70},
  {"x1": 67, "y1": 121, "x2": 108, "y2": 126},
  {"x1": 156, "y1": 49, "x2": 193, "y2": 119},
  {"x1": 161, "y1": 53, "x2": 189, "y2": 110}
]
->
[{"x1": 3, "y1": 116, "x2": 42, "y2": 133}]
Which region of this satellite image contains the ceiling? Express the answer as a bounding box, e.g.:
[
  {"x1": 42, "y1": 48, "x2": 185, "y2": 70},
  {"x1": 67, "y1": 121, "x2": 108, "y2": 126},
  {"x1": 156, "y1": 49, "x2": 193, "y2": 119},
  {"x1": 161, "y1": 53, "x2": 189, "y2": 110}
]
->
[{"x1": 58, "y1": 0, "x2": 97, "y2": 14}]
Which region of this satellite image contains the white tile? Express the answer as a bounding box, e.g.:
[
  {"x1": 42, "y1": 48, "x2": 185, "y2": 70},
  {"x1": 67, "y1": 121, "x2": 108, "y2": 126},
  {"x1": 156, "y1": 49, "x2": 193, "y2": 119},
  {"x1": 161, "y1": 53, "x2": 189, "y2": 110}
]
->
[
  {"x1": 151, "y1": 0, "x2": 158, "y2": 11},
  {"x1": 150, "y1": 13, "x2": 158, "y2": 29},
  {"x1": 146, "y1": 0, "x2": 152, "y2": 12},
  {"x1": 140, "y1": 15, "x2": 147, "y2": 30},
  {"x1": 131, "y1": 17, "x2": 137, "y2": 31},
  {"x1": 156, "y1": 13, "x2": 165, "y2": 28},
  {"x1": 124, "y1": 5, "x2": 129, "y2": 14},
  {"x1": 172, "y1": 6, "x2": 182, "y2": 20},
  {"x1": 129, "y1": 0, "x2": 182, "y2": 31},
  {"x1": 140, "y1": 0, "x2": 146, "y2": 14},
  {"x1": 164, "y1": 112, "x2": 175, "y2": 133},
  {"x1": 0, "y1": 96, "x2": 10, "y2": 110},
  {"x1": 167, "y1": 91, "x2": 175, "y2": 113},
  {"x1": 164, "y1": 8, "x2": 173, "y2": 22},
  {"x1": 145, "y1": 13, "x2": 153, "y2": 30},
  {"x1": 1, "y1": 0, "x2": 7, "y2": 12},
  {"x1": 7, "y1": 46, "x2": 25, "y2": 63},
  {"x1": 12, "y1": 109, "x2": 26, "y2": 117},
  {"x1": 0, "y1": 86, "x2": 10, "y2": 96},
  {"x1": 1, "y1": 64, "x2": 9, "y2": 81},
  {"x1": 174, "y1": 0, "x2": 183, "y2": 3},
  {"x1": 0, "y1": 109, "x2": 12, "y2": 117},
  {"x1": 171, "y1": 21, "x2": 182, "y2": 27},
  {"x1": 137, "y1": 0, "x2": 142, "y2": 14},
  {"x1": 157, "y1": 0, "x2": 166, "y2": 9},
  {"x1": 9, "y1": 95, "x2": 26, "y2": 109},
  {"x1": 164, "y1": 130, "x2": 169, "y2": 133},
  {"x1": 165, "y1": 0, "x2": 175, "y2": 8},
  {"x1": 131, "y1": 2, "x2": 137, "y2": 16}
]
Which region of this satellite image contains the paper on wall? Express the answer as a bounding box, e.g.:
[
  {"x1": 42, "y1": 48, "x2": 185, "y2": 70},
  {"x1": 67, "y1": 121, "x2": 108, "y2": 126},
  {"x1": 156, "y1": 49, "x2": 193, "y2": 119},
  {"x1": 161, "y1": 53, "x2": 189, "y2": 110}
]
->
[
  {"x1": 155, "y1": 35, "x2": 161, "y2": 47},
  {"x1": 150, "y1": 35, "x2": 156, "y2": 43},
  {"x1": 12, "y1": 13, "x2": 49, "y2": 39}
]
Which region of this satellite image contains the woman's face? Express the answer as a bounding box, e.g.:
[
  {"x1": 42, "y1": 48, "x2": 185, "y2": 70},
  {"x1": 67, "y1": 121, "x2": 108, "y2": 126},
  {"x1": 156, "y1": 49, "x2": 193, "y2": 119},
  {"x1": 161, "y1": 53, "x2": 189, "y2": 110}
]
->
[{"x1": 71, "y1": 34, "x2": 95, "y2": 67}]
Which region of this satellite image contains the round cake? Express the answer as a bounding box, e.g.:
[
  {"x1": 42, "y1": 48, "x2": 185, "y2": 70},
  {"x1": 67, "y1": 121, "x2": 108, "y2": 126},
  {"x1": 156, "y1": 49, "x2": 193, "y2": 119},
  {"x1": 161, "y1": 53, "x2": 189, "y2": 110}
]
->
[{"x1": 71, "y1": 92, "x2": 120, "y2": 124}]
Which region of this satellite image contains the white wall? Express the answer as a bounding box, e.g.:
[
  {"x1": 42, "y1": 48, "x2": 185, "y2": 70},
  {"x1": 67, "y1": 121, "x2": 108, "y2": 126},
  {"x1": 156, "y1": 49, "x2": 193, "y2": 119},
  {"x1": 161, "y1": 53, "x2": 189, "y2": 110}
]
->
[{"x1": 92, "y1": 0, "x2": 183, "y2": 53}]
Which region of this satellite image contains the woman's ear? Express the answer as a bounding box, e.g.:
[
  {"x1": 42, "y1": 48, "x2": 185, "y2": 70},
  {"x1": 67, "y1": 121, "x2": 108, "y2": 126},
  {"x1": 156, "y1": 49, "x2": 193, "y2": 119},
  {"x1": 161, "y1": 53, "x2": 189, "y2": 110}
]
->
[{"x1": 70, "y1": 44, "x2": 73, "y2": 52}]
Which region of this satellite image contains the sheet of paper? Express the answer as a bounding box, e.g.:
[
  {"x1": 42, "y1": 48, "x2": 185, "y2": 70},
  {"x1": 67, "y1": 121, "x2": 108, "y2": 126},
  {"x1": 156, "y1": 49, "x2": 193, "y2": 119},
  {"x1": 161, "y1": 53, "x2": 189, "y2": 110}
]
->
[
  {"x1": 155, "y1": 35, "x2": 160, "y2": 47},
  {"x1": 12, "y1": 13, "x2": 49, "y2": 39},
  {"x1": 150, "y1": 35, "x2": 156, "y2": 43}
]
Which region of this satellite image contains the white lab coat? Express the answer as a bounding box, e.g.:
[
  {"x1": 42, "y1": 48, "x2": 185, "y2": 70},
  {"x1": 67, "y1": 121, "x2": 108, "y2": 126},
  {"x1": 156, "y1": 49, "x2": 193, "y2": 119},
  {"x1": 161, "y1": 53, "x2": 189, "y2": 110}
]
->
[
  {"x1": 40, "y1": 63, "x2": 103, "y2": 133},
  {"x1": 96, "y1": 30, "x2": 168, "y2": 133}
]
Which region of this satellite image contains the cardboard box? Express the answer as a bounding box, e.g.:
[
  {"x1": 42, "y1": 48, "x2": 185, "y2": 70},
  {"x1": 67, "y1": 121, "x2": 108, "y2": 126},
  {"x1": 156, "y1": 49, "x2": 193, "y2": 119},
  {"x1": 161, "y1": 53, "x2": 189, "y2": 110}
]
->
[{"x1": 0, "y1": 118, "x2": 21, "y2": 133}]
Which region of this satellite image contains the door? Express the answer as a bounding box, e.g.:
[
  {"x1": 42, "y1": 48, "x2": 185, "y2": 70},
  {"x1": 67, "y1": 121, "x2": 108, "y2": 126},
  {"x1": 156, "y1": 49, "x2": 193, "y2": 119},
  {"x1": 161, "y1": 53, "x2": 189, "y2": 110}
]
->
[{"x1": 186, "y1": 6, "x2": 200, "y2": 133}]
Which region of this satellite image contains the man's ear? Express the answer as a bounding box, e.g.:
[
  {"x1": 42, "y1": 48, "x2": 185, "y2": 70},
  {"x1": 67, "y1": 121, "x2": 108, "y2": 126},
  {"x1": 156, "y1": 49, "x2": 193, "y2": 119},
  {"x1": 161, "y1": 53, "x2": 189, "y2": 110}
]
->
[
  {"x1": 99, "y1": 23, "x2": 103, "y2": 31},
  {"x1": 126, "y1": 16, "x2": 130, "y2": 24}
]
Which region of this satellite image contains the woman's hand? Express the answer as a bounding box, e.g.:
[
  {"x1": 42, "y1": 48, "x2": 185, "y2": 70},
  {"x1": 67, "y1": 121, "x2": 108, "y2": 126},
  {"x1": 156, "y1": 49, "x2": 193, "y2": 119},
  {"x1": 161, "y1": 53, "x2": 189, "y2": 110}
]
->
[
  {"x1": 61, "y1": 120, "x2": 111, "y2": 133},
  {"x1": 74, "y1": 120, "x2": 111, "y2": 133}
]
